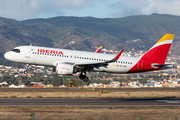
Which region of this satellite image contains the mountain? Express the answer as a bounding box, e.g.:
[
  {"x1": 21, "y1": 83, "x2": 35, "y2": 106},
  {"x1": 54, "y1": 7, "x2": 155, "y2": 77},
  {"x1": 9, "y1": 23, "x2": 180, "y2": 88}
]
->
[
  {"x1": 1, "y1": 13, "x2": 180, "y2": 66},
  {"x1": 21, "y1": 13, "x2": 180, "y2": 52}
]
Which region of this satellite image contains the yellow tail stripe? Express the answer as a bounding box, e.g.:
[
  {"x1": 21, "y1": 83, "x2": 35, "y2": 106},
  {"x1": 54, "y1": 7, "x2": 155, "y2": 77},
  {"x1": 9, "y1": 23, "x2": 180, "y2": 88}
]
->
[{"x1": 155, "y1": 34, "x2": 175, "y2": 45}]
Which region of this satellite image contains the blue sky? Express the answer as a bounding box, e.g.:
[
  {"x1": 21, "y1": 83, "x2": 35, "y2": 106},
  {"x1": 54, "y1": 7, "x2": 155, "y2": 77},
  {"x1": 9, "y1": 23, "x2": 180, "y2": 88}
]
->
[{"x1": 0, "y1": 0, "x2": 180, "y2": 20}]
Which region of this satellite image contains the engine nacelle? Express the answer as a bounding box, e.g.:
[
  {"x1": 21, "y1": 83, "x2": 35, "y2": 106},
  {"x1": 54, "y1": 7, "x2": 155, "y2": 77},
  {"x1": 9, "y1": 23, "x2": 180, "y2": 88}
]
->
[{"x1": 56, "y1": 63, "x2": 76, "y2": 75}]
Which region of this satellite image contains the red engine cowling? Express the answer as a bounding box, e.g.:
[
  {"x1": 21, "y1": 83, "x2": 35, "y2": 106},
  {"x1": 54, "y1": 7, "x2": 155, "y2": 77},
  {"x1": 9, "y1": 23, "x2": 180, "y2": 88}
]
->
[{"x1": 56, "y1": 63, "x2": 76, "y2": 75}]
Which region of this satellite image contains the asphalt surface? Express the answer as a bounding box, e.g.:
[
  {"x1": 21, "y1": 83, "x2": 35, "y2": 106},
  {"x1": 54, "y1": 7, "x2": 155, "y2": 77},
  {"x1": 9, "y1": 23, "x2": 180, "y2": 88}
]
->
[
  {"x1": 1, "y1": 98, "x2": 180, "y2": 107},
  {"x1": 1, "y1": 88, "x2": 180, "y2": 92}
]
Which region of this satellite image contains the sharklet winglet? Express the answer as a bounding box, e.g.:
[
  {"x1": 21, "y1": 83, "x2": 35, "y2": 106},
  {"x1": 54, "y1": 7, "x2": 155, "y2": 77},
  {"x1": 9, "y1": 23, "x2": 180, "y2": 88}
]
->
[{"x1": 114, "y1": 50, "x2": 124, "y2": 61}]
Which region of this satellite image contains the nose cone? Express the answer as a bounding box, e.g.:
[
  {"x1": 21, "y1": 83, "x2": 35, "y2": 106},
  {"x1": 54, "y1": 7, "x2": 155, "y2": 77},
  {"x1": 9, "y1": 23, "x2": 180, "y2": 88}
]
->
[
  {"x1": 4, "y1": 52, "x2": 11, "y2": 60},
  {"x1": 4, "y1": 52, "x2": 8, "y2": 59}
]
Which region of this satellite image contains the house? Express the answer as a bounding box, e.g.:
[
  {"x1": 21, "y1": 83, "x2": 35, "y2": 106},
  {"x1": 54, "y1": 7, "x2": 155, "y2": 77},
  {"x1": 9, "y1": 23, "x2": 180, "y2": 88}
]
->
[
  {"x1": 45, "y1": 84, "x2": 54, "y2": 87},
  {"x1": 0, "y1": 81, "x2": 8, "y2": 87},
  {"x1": 9, "y1": 84, "x2": 26, "y2": 88}
]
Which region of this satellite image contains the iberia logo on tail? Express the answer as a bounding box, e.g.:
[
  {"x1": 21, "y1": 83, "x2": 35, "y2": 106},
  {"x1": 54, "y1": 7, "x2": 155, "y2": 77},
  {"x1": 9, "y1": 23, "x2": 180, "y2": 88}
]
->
[{"x1": 128, "y1": 34, "x2": 175, "y2": 73}]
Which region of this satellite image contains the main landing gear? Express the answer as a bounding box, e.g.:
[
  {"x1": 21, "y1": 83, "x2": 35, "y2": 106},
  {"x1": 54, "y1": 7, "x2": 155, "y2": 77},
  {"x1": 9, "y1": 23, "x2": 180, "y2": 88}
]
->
[{"x1": 79, "y1": 70, "x2": 89, "y2": 82}]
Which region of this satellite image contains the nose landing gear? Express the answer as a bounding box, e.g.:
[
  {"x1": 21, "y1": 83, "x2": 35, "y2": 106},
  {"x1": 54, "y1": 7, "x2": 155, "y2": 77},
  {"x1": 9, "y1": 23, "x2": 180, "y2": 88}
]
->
[{"x1": 24, "y1": 64, "x2": 29, "y2": 74}]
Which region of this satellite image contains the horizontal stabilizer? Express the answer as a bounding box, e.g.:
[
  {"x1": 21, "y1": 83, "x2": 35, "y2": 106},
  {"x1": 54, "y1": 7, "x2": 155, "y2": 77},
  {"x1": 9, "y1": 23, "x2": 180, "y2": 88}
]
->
[{"x1": 152, "y1": 63, "x2": 174, "y2": 69}]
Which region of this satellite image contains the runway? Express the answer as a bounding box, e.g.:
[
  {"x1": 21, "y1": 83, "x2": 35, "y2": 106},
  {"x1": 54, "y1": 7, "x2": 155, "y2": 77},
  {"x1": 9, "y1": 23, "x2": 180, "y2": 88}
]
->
[
  {"x1": 1, "y1": 98, "x2": 180, "y2": 107},
  {"x1": 1, "y1": 88, "x2": 180, "y2": 92}
]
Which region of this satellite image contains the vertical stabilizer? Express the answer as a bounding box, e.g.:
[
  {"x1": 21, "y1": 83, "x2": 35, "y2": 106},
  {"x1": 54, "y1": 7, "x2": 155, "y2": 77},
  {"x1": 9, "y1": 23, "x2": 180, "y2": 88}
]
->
[{"x1": 142, "y1": 34, "x2": 175, "y2": 63}]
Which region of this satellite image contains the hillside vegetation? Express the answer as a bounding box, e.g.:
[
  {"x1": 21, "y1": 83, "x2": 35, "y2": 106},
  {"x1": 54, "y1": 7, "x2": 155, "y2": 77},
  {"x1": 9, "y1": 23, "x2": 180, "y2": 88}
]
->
[{"x1": 0, "y1": 13, "x2": 180, "y2": 65}]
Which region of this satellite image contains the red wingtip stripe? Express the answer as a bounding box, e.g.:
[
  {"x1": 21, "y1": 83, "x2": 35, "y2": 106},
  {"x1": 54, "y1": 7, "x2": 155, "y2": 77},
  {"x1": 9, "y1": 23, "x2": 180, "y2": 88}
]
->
[{"x1": 114, "y1": 50, "x2": 123, "y2": 60}]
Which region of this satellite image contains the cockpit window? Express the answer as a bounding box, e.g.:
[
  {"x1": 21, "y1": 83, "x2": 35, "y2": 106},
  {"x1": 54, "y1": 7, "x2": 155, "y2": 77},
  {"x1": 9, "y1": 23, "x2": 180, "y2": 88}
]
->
[{"x1": 11, "y1": 49, "x2": 20, "y2": 53}]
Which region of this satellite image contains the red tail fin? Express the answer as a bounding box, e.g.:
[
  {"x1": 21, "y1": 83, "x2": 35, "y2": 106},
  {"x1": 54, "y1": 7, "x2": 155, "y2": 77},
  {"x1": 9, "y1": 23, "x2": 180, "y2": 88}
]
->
[
  {"x1": 128, "y1": 34, "x2": 175, "y2": 73},
  {"x1": 142, "y1": 34, "x2": 175, "y2": 63}
]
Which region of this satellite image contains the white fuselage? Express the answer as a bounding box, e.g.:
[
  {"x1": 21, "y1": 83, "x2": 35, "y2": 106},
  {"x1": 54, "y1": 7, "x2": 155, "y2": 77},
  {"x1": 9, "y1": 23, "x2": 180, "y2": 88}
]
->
[{"x1": 4, "y1": 46, "x2": 140, "y2": 73}]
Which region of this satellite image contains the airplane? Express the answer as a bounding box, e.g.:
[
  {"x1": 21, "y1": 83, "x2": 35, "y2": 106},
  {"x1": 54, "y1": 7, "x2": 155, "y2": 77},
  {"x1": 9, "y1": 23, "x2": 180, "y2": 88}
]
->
[{"x1": 4, "y1": 34, "x2": 175, "y2": 82}]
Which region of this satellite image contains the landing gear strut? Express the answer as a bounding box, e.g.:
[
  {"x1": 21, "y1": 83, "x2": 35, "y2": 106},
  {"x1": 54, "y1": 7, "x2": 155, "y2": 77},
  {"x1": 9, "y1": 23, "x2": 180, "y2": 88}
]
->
[
  {"x1": 24, "y1": 64, "x2": 29, "y2": 74},
  {"x1": 79, "y1": 69, "x2": 89, "y2": 82}
]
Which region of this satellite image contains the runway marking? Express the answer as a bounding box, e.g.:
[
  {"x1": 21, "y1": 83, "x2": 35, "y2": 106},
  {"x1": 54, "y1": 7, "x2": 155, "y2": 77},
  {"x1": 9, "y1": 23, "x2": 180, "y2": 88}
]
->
[{"x1": 157, "y1": 100, "x2": 180, "y2": 103}]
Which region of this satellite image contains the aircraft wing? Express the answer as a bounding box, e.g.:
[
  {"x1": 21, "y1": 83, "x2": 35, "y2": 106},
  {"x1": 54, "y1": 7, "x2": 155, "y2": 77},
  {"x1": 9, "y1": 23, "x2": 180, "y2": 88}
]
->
[
  {"x1": 75, "y1": 50, "x2": 123, "y2": 69},
  {"x1": 95, "y1": 46, "x2": 103, "y2": 53}
]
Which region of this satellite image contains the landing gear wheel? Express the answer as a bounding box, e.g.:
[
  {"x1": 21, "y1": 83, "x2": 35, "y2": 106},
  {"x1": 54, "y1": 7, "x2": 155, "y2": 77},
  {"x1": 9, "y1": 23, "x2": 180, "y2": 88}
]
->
[
  {"x1": 24, "y1": 70, "x2": 28, "y2": 74},
  {"x1": 83, "y1": 76, "x2": 89, "y2": 82},
  {"x1": 79, "y1": 68, "x2": 89, "y2": 82},
  {"x1": 79, "y1": 74, "x2": 84, "y2": 79}
]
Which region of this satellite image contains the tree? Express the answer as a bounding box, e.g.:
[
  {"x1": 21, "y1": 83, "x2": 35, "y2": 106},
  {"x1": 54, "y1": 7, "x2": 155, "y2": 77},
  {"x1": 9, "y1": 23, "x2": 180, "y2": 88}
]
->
[{"x1": 68, "y1": 78, "x2": 77, "y2": 87}]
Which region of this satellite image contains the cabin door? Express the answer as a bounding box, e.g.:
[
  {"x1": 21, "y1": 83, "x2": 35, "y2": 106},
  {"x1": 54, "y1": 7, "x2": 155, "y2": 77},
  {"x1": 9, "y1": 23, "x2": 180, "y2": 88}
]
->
[{"x1": 25, "y1": 48, "x2": 31, "y2": 58}]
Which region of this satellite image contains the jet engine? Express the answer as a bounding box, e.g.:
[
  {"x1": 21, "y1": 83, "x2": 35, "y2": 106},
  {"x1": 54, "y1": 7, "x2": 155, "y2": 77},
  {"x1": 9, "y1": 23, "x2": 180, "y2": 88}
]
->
[{"x1": 56, "y1": 63, "x2": 77, "y2": 75}]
